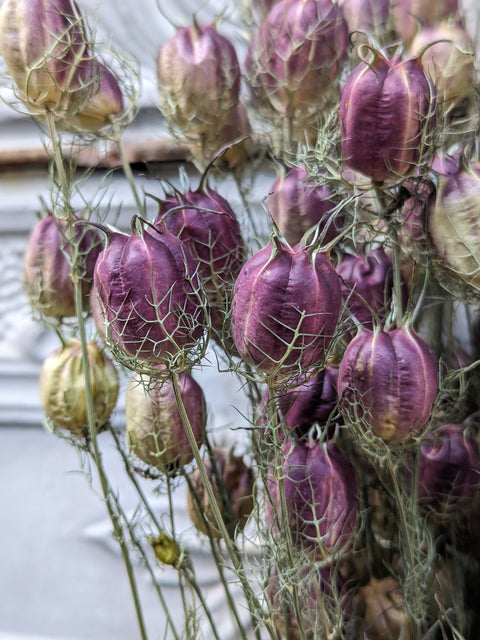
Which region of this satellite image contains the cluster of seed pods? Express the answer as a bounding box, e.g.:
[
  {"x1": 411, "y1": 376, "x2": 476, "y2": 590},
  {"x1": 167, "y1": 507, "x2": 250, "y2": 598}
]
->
[{"x1": 12, "y1": 0, "x2": 480, "y2": 637}]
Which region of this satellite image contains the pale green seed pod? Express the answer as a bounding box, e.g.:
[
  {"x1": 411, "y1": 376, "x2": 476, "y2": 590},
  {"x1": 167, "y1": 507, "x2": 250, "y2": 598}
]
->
[{"x1": 39, "y1": 339, "x2": 119, "y2": 435}]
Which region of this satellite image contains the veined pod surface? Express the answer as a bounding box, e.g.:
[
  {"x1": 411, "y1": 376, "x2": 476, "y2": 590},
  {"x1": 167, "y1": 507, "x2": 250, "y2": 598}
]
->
[
  {"x1": 266, "y1": 438, "x2": 358, "y2": 557},
  {"x1": 126, "y1": 370, "x2": 207, "y2": 474},
  {"x1": 338, "y1": 0, "x2": 391, "y2": 39},
  {"x1": 91, "y1": 219, "x2": 206, "y2": 368},
  {"x1": 157, "y1": 23, "x2": 241, "y2": 139},
  {"x1": 39, "y1": 339, "x2": 119, "y2": 435},
  {"x1": 427, "y1": 156, "x2": 480, "y2": 292},
  {"x1": 245, "y1": 0, "x2": 348, "y2": 127},
  {"x1": 337, "y1": 326, "x2": 438, "y2": 443},
  {"x1": 339, "y1": 49, "x2": 436, "y2": 183},
  {"x1": 230, "y1": 238, "x2": 342, "y2": 376},
  {"x1": 23, "y1": 212, "x2": 102, "y2": 319},
  {"x1": 266, "y1": 166, "x2": 342, "y2": 247}
]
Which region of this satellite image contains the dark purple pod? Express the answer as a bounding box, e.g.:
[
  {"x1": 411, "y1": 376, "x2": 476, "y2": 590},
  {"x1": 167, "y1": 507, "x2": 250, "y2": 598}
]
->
[
  {"x1": 126, "y1": 369, "x2": 207, "y2": 475},
  {"x1": 266, "y1": 438, "x2": 358, "y2": 557},
  {"x1": 245, "y1": 0, "x2": 348, "y2": 127},
  {"x1": 186, "y1": 448, "x2": 255, "y2": 539},
  {"x1": 267, "y1": 166, "x2": 342, "y2": 247},
  {"x1": 154, "y1": 184, "x2": 245, "y2": 330},
  {"x1": 336, "y1": 247, "x2": 396, "y2": 337},
  {"x1": 23, "y1": 212, "x2": 102, "y2": 318},
  {"x1": 231, "y1": 239, "x2": 342, "y2": 376},
  {"x1": 337, "y1": 326, "x2": 438, "y2": 443},
  {"x1": 92, "y1": 220, "x2": 206, "y2": 367},
  {"x1": 157, "y1": 23, "x2": 241, "y2": 139},
  {"x1": 339, "y1": 49, "x2": 436, "y2": 183},
  {"x1": 417, "y1": 423, "x2": 480, "y2": 514}
]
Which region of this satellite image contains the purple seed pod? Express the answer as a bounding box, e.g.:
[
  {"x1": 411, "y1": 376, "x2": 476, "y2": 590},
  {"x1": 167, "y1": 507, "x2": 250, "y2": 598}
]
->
[
  {"x1": 427, "y1": 156, "x2": 480, "y2": 293},
  {"x1": 157, "y1": 23, "x2": 241, "y2": 140},
  {"x1": 91, "y1": 219, "x2": 206, "y2": 368},
  {"x1": 392, "y1": 0, "x2": 459, "y2": 46},
  {"x1": 258, "y1": 365, "x2": 339, "y2": 440},
  {"x1": 126, "y1": 370, "x2": 207, "y2": 475},
  {"x1": 266, "y1": 438, "x2": 358, "y2": 557},
  {"x1": 337, "y1": 326, "x2": 438, "y2": 443},
  {"x1": 417, "y1": 423, "x2": 480, "y2": 514},
  {"x1": 39, "y1": 339, "x2": 119, "y2": 436},
  {"x1": 339, "y1": 48, "x2": 436, "y2": 183},
  {"x1": 65, "y1": 58, "x2": 124, "y2": 131},
  {"x1": 336, "y1": 247, "x2": 396, "y2": 337},
  {"x1": 266, "y1": 562, "x2": 352, "y2": 639},
  {"x1": 0, "y1": 0, "x2": 89, "y2": 113},
  {"x1": 245, "y1": 0, "x2": 348, "y2": 127},
  {"x1": 23, "y1": 212, "x2": 102, "y2": 319},
  {"x1": 230, "y1": 239, "x2": 342, "y2": 377},
  {"x1": 186, "y1": 448, "x2": 255, "y2": 539},
  {"x1": 353, "y1": 577, "x2": 414, "y2": 640},
  {"x1": 338, "y1": 0, "x2": 391, "y2": 38},
  {"x1": 266, "y1": 166, "x2": 342, "y2": 247}
]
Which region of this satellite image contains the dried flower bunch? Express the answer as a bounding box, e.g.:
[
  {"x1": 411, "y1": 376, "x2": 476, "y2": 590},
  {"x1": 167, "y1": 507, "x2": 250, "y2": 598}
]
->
[{"x1": 4, "y1": 0, "x2": 480, "y2": 638}]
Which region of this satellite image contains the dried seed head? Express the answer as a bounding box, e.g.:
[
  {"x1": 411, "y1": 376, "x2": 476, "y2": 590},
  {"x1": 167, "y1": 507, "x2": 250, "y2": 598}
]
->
[
  {"x1": 266, "y1": 438, "x2": 358, "y2": 558},
  {"x1": 23, "y1": 212, "x2": 102, "y2": 319},
  {"x1": 339, "y1": 48, "x2": 436, "y2": 183},
  {"x1": 337, "y1": 326, "x2": 438, "y2": 444},
  {"x1": 392, "y1": 0, "x2": 459, "y2": 46},
  {"x1": 39, "y1": 339, "x2": 119, "y2": 435},
  {"x1": 126, "y1": 370, "x2": 206, "y2": 475},
  {"x1": 231, "y1": 239, "x2": 342, "y2": 377},
  {"x1": 338, "y1": 0, "x2": 391, "y2": 39},
  {"x1": 157, "y1": 23, "x2": 241, "y2": 141},
  {"x1": 245, "y1": 0, "x2": 348, "y2": 129}
]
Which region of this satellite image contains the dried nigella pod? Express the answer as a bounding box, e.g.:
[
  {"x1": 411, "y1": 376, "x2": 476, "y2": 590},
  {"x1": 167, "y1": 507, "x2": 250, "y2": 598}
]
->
[
  {"x1": 266, "y1": 166, "x2": 342, "y2": 247},
  {"x1": 245, "y1": 0, "x2": 348, "y2": 133},
  {"x1": 410, "y1": 19, "x2": 476, "y2": 115},
  {"x1": 337, "y1": 326, "x2": 439, "y2": 444},
  {"x1": 338, "y1": 0, "x2": 391, "y2": 39},
  {"x1": 392, "y1": 0, "x2": 459, "y2": 46},
  {"x1": 427, "y1": 154, "x2": 480, "y2": 295},
  {"x1": 353, "y1": 577, "x2": 414, "y2": 640},
  {"x1": 339, "y1": 46, "x2": 436, "y2": 183},
  {"x1": 230, "y1": 237, "x2": 342, "y2": 377},
  {"x1": 186, "y1": 448, "x2": 254, "y2": 539},
  {"x1": 91, "y1": 218, "x2": 206, "y2": 371},
  {"x1": 126, "y1": 370, "x2": 207, "y2": 475},
  {"x1": 157, "y1": 22, "x2": 241, "y2": 142},
  {"x1": 417, "y1": 423, "x2": 480, "y2": 514},
  {"x1": 23, "y1": 212, "x2": 102, "y2": 319},
  {"x1": 266, "y1": 438, "x2": 358, "y2": 558},
  {"x1": 154, "y1": 182, "x2": 245, "y2": 345},
  {"x1": 39, "y1": 339, "x2": 119, "y2": 435}
]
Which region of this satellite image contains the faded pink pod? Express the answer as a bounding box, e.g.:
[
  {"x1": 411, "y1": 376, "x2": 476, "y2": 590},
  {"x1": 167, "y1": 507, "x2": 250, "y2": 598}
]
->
[
  {"x1": 392, "y1": 0, "x2": 459, "y2": 46},
  {"x1": 186, "y1": 448, "x2": 255, "y2": 539},
  {"x1": 266, "y1": 438, "x2": 358, "y2": 557},
  {"x1": 337, "y1": 326, "x2": 438, "y2": 443},
  {"x1": 126, "y1": 370, "x2": 207, "y2": 475},
  {"x1": 339, "y1": 49, "x2": 436, "y2": 183},
  {"x1": 266, "y1": 166, "x2": 342, "y2": 247},
  {"x1": 427, "y1": 155, "x2": 480, "y2": 291},
  {"x1": 65, "y1": 58, "x2": 124, "y2": 130},
  {"x1": 245, "y1": 0, "x2": 348, "y2": 127},
  {"x1": 23, "y1": 212, "x2": 102, "y2": 319},
  {"x1": 339, "y1": 0, "x2": 391, "y2": 38},
  {"x1": 417, "y1": 423, "x2": 480, "y2": 514},
  {"x1": 230, "y1": 238, "x2": 342, "y2": 376},
  {"x1": 0, "y1": 0, "x2": 87, "y2": 112},
  {"x1": 91, "y1": 219, "x2": 206, "y2": 368},
  {"x1": 157, "y1": 23, "x2": 241, "y2": 140},
  {"x1": 410, "y1": 20, "x2": 475, "y2": 114},
  {"x1": 336, "y1": 247, "x2": 397, "y2": 337}
]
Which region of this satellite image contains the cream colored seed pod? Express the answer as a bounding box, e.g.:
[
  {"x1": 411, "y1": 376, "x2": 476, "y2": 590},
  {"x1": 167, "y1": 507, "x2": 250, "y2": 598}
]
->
[{"x1": 39, "y1": 339, "x2": 119, "y2": 435}]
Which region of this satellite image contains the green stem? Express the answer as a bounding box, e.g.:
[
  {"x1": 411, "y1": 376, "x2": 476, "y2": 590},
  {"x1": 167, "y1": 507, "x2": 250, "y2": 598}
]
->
[{"x1": 115, "y1": 130, "x2": 145, "y2": 214}]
